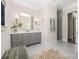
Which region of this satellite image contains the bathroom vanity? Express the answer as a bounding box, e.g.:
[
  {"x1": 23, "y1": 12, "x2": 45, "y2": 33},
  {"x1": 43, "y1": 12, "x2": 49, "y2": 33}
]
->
[{"x1": 11, "y1": 31, "x2": 41, "y2": 48}]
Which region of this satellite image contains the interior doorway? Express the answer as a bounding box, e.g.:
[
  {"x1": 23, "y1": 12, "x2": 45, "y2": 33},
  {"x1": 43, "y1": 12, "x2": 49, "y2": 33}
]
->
[
  {"x1": 57, "y1": 10, "x2": 62, "y2": 40},
  {"x1": 68, "y1": 11, "x2": 77, "y2": 44}
]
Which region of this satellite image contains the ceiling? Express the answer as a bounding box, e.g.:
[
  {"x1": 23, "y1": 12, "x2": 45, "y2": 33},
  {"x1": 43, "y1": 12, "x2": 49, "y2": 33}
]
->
[
  {"x1": 57, "y1": 0, "x2": 77, "y2": 10},
  {"x1": 12, "y1": 0, "x2": 77, "y2": 10}
]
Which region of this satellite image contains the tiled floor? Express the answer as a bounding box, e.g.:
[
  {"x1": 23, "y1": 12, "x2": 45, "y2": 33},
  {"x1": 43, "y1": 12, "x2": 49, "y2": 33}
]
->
[{"x1": 25, "y1": 40, "x2": 78, "y2": 59}]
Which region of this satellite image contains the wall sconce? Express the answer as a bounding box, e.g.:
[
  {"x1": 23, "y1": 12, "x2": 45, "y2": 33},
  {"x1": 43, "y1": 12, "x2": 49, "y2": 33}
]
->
[
  {"x1": 35, "y1": 21, "x2": 37, "y2": 24},
  {"x1": 35, "y1": 19, "x2": 38, "y2": 24},
  {"x1": 14, "y1": 15, "x2": 19, "y2": 24}
]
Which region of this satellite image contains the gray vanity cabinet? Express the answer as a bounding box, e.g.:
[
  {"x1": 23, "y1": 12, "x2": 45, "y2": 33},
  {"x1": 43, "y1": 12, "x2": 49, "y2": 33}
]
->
[{"x1": 11, "y1": 32, "x2": 41, "y2": 48}]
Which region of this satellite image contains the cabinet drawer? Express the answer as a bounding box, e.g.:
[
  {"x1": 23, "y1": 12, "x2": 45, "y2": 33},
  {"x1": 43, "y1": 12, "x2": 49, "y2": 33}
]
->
[{"x1": 11, "y1": 34, "x2": 18, "y2": 40}]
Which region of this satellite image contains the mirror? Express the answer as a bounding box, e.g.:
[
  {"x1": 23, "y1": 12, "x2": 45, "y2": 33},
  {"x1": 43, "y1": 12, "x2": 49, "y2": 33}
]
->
[
  {"x1": 11, "y1": 13, "x2": 33, "y2": 32},
  {"x1": 19, "y1": 13, "x2": 33, "y2": 31},
  {"x1": 50, "y1": 18, "x2": 56, "y2": 32}
]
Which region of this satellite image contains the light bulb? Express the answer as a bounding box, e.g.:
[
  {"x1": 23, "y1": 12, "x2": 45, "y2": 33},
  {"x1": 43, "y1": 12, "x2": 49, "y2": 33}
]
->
[{"x1": 15, "y1": 15, "x2": 19, "y2": 19}]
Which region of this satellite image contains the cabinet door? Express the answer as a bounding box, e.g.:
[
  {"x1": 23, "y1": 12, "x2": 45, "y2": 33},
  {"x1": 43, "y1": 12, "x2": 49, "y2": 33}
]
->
[
  {"x1": 17, "y1": 34, "x2": 23, "y2": 45},
  {"x1": 23, "y1": 33, "x2": 31, "y2": 45},
  {"x1": 31, "y1": 33, "x2": 41, "y2": 44},
  {"x1": 11, "y1": 34, "x2": 18, "y2": 47},
  {"x1": 29, "y1": 33, "x2": 35, "y2": 44},
  {"x1": 11, "y1": 34, "x2": 23, "y2": 47},
  {"x1": 37, "y1": 33, "x2": 41, "y2": 42},
  {"x1": 11, "y1": 34, "x2": 18, "y2": 42},
  {"x1": 32, "y1": 33, "x2": 41, "y2": 44}
]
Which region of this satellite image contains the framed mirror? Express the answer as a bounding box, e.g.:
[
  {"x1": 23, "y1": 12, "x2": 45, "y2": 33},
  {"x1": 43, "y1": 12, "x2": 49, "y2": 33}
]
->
[
  {"x1": 11, "y1": 13, "x2": 34, "y2": 32},
  {"x1": 50, "y1": 18, "x2": 56, "y2": 32},
  {"x1": 19, "y1": 13, "x2": 33, "y2": 31}
]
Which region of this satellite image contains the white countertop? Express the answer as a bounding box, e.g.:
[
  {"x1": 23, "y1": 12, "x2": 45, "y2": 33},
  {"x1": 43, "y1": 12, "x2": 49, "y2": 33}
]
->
[{"x1": 11, "y1": 30, "x2": 41, "y2": 34}]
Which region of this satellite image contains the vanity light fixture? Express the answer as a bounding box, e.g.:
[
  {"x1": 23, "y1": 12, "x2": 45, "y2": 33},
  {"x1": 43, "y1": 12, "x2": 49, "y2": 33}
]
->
[{"x1": 20, "y1": 13, "x2": 31, "y2": 17}]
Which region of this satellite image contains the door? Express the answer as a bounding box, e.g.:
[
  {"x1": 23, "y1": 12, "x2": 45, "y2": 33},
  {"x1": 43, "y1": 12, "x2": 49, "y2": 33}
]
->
[
  {"x1": 73, "y1": 12, "x2": 77, "y2": 43},
  {"x1": 57, "y1": 10, "x2": 62, "y2": 40},
  {"x1": 68, "y1": 13, "x2": 73, "y2": 42}
]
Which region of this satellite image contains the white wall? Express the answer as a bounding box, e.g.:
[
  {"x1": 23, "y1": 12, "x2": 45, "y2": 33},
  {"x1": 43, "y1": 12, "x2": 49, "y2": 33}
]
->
[
  {"x1": 1, "y1": 30, "x2": 10, "y2": 56},
  {"x1": 62, "y1": 1, "x2": 77, "y2": 42},
  {"x1": 1, "y1": 0, "x2": 12, "y2": 56},
  {"x1": 36, "y1": 3, "x2": 57, "y2": 47},
  {"x1": 47, "y1": 4, "x2": 57, "y2": 42}
]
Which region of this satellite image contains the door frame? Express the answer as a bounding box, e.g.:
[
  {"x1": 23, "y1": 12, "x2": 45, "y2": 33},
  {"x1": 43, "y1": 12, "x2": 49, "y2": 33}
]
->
[{"x1": 67, "y1": 11, "x2": 77, "y2": 43}]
